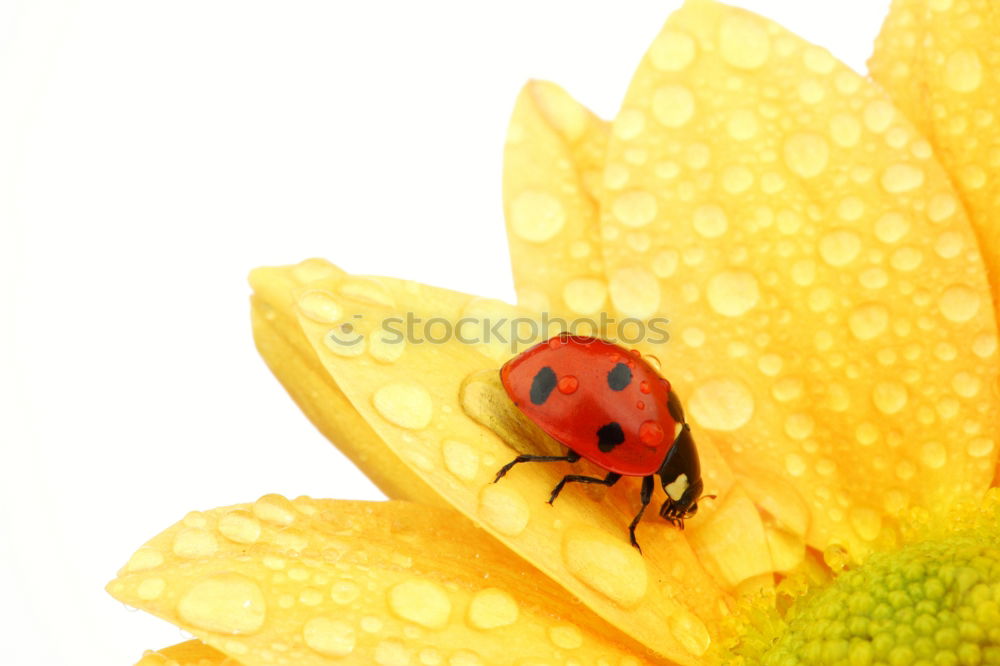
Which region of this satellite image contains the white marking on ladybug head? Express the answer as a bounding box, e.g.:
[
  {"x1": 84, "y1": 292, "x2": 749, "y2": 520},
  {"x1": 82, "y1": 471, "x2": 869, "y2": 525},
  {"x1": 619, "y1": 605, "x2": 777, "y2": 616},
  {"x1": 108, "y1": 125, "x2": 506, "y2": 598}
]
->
[{"x1": 664, "y1": 473, "x2": 689, "y2": 501}]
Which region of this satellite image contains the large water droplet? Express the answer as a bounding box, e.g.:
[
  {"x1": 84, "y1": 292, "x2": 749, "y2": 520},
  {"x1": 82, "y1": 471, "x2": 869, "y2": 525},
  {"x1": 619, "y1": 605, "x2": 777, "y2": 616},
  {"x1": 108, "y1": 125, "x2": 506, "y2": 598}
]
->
[
  {"x1": 372, "y1": 382, "x2": 434, "y2": 430},
  {"x1": 172, "y1": 528, "x2": 219, "y2": 559},
  {"x1": 442, "y1": 439, "x2": 480, "y2": 482},
  {"x1": 706, "y1": 271, "x2": 760, "y2": 317},
  {"x1": 692, "y1": 204, "x2": 728, "y2": 238},
  {"x1": 651, "y1": 85, "x2": 695, "y2": 127},
  {"x1": 303, "y1": 617, "x2": 357, "y2": 657},
  {"x1": 298, "y1": 290, "x2": 344, "y2": 324},
  {"x1": 253, "y1": 494, "x2": 297, "y2": 526},
  {"x1": 938, "y1": 284, "x2": 980, "y2": 323},
  {"x1": 177, "y1": 573, "x2": 267, "y2": 634},
  {"x1": 466, "y1": 588, "x2": 519, "y2": 629},
  {"x1": 819, "y1": 229, "x2": 861, "y2": 267},
  {"x1": 688, "y1": 378, "x2": 754, "y2": 431},
  {"x1": 669, "y1": 609, "x2": 711, "y2": 657},
  {"x1": 881, "y1": 164, "x2": 924, "y2": 193},
  {"x1": 388, "y1": 579, "x2": 452, "y2": 629},
  {"x1": 562, "y1": 527, "x2": 647, "y2": 607},
  {"x1": 919, "y1": 442, "x2": 947, "y2": 469},
  {"x1": 219, "y1": 509, "x2": 262, "y2": 544},
  {"x1": 612, "y1": 191, "x2": 657, "y2": 228},
  {"x1": 478, "y1": 484, "x2": 530, "y2": 536},
  {"x1": 509, "y1": 191, "x2": 566, "y2": 243},
  {"x1": 848, "y1": 303, "x2": 889, "y2": 340},
  {"x1": 872, "y1": 382, "x2": 908, "y2": 415},
  {"x1": 331, "y1": 581, "x2": 361, "y2": 605}
]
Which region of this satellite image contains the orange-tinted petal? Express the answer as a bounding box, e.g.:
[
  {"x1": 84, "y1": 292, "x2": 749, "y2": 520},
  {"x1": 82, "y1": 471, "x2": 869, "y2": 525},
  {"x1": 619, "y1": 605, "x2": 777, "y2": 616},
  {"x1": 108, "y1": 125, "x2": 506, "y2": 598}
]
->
[
  {"x1": 135, "y1": 640, "x2": 233, "y2": 666},
  {"x1": 250, "y1": 262, "x2": 731, "y2": 663},
  {"x1": 250, "y1": 260, "x2": 442, "y2": 505},
  {"x1": 109, "y1": 498, "x2": 667, "y2": 666},
  {"x1": 503, "y1": 80, "x2": 611, "y2": 319},
  {"x1": 599, "y1": 0, "x2": 999, "y2": 557},
  {"x1": 870, "y1": 0, "x2": 1000, "y2": 308}
]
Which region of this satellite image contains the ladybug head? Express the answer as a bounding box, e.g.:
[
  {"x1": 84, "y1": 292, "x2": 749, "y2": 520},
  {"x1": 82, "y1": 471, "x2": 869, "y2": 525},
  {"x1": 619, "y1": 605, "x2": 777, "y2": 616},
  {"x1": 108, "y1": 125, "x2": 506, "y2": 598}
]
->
[{"x1": 658, "y1": 473, "x2": 703, "y2": 525}]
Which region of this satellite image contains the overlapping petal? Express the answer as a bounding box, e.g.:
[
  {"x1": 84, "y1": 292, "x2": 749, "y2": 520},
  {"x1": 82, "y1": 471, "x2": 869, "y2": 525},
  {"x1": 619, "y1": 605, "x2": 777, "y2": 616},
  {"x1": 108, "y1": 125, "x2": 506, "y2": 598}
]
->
[
  {"x1": 508, "y1": 0, "x2": 999, "y2": 558},
  {"x1": 109, "y1": 498, "x2": 665, "y2": 666},
  {"x1": 870, "y1": 0, "x2": 1000, "y2": 322},
  {"x1": 250, "y1": 260, "x2": 737, "y2": 663},
  {"x1": 503, "y1": 80, "x2": 610, "y2": 319}
]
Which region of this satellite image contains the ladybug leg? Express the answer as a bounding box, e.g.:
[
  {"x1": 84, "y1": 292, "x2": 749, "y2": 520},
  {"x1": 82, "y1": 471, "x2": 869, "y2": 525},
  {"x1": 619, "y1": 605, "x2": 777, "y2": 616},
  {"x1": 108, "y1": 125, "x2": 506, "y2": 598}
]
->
[
  {"x1": 548, "y1": 472, "x2": 621, "y2": 505},
  {"x1": 493, "y1": 450, "x2": 581, "y2": 483},
  {"x1": 627, "y1": 475, "x2": 655, "y2": 553}
]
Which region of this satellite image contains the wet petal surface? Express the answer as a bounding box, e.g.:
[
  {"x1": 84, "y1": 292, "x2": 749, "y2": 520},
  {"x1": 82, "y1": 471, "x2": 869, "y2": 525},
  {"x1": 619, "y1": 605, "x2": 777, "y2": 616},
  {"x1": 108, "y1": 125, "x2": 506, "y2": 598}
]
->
[
  {"x1": 109, "y1": 498, "x2": 668, "y2": 666},
  {"x1": 598, "y1": 0, "x2": 999, "y2": 557}
]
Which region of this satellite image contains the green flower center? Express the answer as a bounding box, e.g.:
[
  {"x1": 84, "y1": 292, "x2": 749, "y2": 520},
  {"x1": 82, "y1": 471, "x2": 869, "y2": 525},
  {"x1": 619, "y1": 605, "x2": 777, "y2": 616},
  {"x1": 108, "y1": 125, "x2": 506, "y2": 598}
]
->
[{"x1": 758, "y1": 523, "x2": 1000, "y2": 666}]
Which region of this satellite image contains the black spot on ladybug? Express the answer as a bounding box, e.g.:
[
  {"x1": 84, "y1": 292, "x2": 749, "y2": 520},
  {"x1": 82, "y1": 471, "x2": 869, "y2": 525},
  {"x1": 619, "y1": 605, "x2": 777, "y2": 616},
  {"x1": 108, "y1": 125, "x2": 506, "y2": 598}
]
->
[
  {"x1": 530, "y1": 366, "x2": 558, "y2": 405},
  {"x1": 607, "y1": 363, "x2": 632, "y2": 391},
  {"x1": 596, "y1": 422, "x2": 625, "y2": 452}
]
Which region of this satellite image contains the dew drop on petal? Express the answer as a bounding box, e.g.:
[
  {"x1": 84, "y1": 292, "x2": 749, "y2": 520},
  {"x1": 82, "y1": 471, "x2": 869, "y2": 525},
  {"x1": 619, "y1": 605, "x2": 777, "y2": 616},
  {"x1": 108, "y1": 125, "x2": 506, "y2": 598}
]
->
[
  {"x1": 509, "y1": 191, "x2": 566, "y2": 242},
  {"x1": 652, "y1": 85, "x2": 695, "y2": 127},
  {"x1": 706, "y1": 271, "x2": 760, "y2": 317},
  {"x1": 177, "y1": 573, "x2": 267, "y2": 635},
  {"x1": 548, "y1": 624, "x2": 583, "y2": 649},
  {"x1": 919, "y1": 442, "x2": 947, "y2": 469},
  {"x1": 331, "y1": 581, "x2": 361, "y2": 605},
  {"x1": 442, "y1": 439, "x2": 480, "y2": 482},
  {"x1": 253, "y1": 494, "x2": 297, "y2": 526},
  {"x1": 819, "y1": 230, "x2": 862, "y2": 267},
  {"x1": 303, "y1": 617, "x2": 357, "y2": 657},
  {"x1": 172, "y1": 528, "x2": 219, "y2": 559},
  {"x1": 872, "y1": 382, "x2": 908, "y2": 415},
  {"x1": 298, "y1": 290, "x2": 344, "y2": 324},
  {"x1": 467, "y1": 588, "x2": 519, "y2": 629},
  {"x1": 137, "y1": 577, "x2": 166, "y2": 601},
  {"x1": 612, "y1": 191, "x2": 658, "y2": 228},
  {"x1": 649, "y1": 30, "x2": 696, "y2": 71},
  {"x1": 219, "y1": 509, "x2": 261, "y2": 544},
  {"x1": 478, "y1": 484, "x2": 530, "y2": 536},
  {"x1": 562, "y1": 528, "x2": 647, "y2": 606},
  {"x1": 848, "y1": 506, "x2": 882, "y2": 542},
  {"x1": 848, "y1": 303, "x2": 889, "y2": 341},
  {"x1": 373, "y1": 382, "x2": 434, "y2": 430},
  {"x1": 692, "y1": 204, "x2": 729, "y2": 238},
  {"x1": 944, "y1": 49, "x2": 982, "y2": 92},
  {"x1": 783, "y1": 133, "x2": 829, "y2": 178},
  {"x1": 688, "y1": 378, "x2": 754, "y2": 431},
  {"x1": 881, "y1": 164, "x2": 924, "y2": 193},
  {"x1": 125, "y1": 547, "x2": 164, "y2": 573},
  {"x1": 938, "y1": 285, "x2": 980, "y2": 323},
  {"x1": 388, "y1": 579, "x2": 452, "y2": 629}
]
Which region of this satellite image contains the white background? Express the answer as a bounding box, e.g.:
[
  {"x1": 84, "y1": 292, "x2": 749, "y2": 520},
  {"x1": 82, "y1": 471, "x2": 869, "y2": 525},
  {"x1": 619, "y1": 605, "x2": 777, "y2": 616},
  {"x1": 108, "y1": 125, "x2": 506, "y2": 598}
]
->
[{"x1": 1, "y1": 1, "x2": 889, "y2": 663}]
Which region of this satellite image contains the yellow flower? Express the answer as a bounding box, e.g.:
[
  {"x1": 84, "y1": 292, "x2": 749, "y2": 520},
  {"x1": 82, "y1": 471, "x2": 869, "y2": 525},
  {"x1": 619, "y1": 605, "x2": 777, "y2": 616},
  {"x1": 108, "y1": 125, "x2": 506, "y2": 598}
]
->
[{"x1": 108, "y1": 1, "x2": 1000, "y2": 665}]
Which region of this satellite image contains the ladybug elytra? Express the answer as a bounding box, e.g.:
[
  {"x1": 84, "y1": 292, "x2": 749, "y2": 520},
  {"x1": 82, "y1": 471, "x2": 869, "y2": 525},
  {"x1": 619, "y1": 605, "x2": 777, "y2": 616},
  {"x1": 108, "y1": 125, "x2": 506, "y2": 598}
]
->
[{"x1": 493, "y1": 333, "x2": 707, "y2": 552}]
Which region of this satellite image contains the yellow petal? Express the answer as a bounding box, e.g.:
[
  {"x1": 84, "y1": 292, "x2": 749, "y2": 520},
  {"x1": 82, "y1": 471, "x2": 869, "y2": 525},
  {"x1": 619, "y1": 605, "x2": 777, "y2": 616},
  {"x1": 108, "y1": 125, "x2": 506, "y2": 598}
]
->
[
  {"x1": 109, "y1": 498, "x2": 670, "y2": 666},
  {"x1": 599, "y1": 0, "x2": 999, "y2": 557},
  {"x1": 250, "y1": 263, "x2": 730, "y2": 663},
  {"x1": 250, "y1": 260, "x2": 442, "y2": 505},
  {"x1": 134, "y1": 640, "x2": 232, "y2": 666},
  {"x1": 870, "y1": 0, "x2": 1000, "y2": 315},
  {"x1": 503, "y1": 80, "x2": 611, "y2": 318}
]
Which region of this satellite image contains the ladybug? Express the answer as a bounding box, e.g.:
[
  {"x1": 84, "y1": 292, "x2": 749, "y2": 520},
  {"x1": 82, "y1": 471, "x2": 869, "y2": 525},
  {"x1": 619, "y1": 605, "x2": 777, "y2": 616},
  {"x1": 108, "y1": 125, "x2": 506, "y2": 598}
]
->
[{"x1": 493, "y1": 333, "x2": 707, "y2": 552}]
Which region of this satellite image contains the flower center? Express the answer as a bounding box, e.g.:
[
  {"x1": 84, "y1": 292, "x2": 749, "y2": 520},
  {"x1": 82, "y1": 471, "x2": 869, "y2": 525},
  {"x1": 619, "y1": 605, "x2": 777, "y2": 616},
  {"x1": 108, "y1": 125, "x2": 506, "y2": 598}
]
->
[{"x1": 754, "y1": 517, "x2": 1000, "y2": 665}]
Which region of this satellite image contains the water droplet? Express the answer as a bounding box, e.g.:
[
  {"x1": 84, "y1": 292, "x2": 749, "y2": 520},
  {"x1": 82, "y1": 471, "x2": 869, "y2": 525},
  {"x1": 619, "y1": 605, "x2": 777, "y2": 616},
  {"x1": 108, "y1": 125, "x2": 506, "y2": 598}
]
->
[
  {"x1": 934, "y1": 231, "x2": 963, "y2": 259},
  {"x1": 651, "y1": 250, "x2": 679, "y2": 278},
  {"x1": 324, "y1": 326, "x2": 366, "y2": 358},
  {"x1": 785, "y1": 453, "x2": 806, "y2": 477},
  {"x1": 137, "y1": 577, "x2": 166, "y2": 601},
  {"x1": 361, "y1": 616, "x2": 385, "y2": 633},
  {"x1": 848, "y1": 506, "x2": 882, "y2": 542},
  {"x1": 938, "y1": 284, "x2": 980, "y2": 323},
  {"x1": 803, "y1": 46, "x2": 835, "y2": 74},
  {"x1": 562, "y1": 279, "x2": 607, "y2": 315},
  {"x1": 638, "y1": 421, "x2": 664, "y2": 447},
  {"x1": 609, "y1": 267, "x2": 660, "y2": 319},
  {"x1": 783, "y1": 133, "x2": 829, "y2": 178},
  {"x1": 388, "y1": 579, "x2": 452, "y2": 629},
  {"x1": 548, "y1": 624, "x2": 583, "y2": 649},
  {"x1": 669, "y1": 610, "x2": 711, "y2": 656},
  {"x1": 219, "y1": 509, "x2": 261, "y2": 544},
  {"x1": 919, "y1": 442, "x2": 947, "y2": 469},
  {"x1": 772, "y1": 377, "x2": 803, "y2": 402},
  {"x1": 874, "y1": 212, "x2": 910, "y2": 244},
  {"x1": 837, "y1": 196, "x2": 864, "y2": 221},
  {"x1": 562, "y1": 527, "x2": 647, "y2": 606},
  {"x1": 967, "y1": 438, "x2": 994, "y2": 458},
  {"x1": 369, "y1": 333, "x2": 405, "y2": 364},
  {"x1": 848, "y1": 303, "x2": 889, "y2": 340},
  {"x1": 972, "y1": 333, "x2": 997, "y2": 358},
  {"x1": 872, "y1": 381, "x2": 907, "y2": 415},
  {"x1": 441, "y1": 440, "x2": 480, "y2": 483},
  {"x1": 881, "y1": 164, "x2": 924, "y2": 193},
  {"x1": 719, "y1": 13, "x2": 770, "y2": 69},
  {"x1": 292, "y1": 258, "x2": 341, "y2": 283},
  {"x1": 509, "y1": 191, "x2": 566, "y2": 242},
  {"x1": 951, "y1": 372, "x2": 981, "y2": 398},
  {"x1": 829, "y1": 113, "x2": 861, "y2": 147},
  {"x1": 649, "y1": 29, "x2": 696, "y2": 71},
  {"x1": 721, "y1": 165, "x2": 754, "y2": 194},
  {"x1": 254, "y1": 494, "x2": 297, "y2": 526},
  {"x1": 612, "y1": 191, "x2": 657, "y2": 228},
  {"x1": 790, "y1": 259, "x2": 815, "y2": 286},
  {"x1": 172, "y1": 528, "x2": 219, "y2": 559},
  {"x1": 819, "y1": 229, "x2": 861, "y2": 266},
  {"x1": 177, "y1": 573, "x2": 267, "y2": 634},
  {"x1": 303, "y1": 617, "x2": 357, "y2": 657},
  {"x1": 706, "y1": 271, "x2": 759, "y2": 317},
  {"x1": 928, "y1": 192, "x2": 958, "y2": 222},
  {"x1": 727, "y1": 109, "x2": 758, "y2": 140},
  {"x1": 372, "y1": 382, "x2": 434, "y2": 430},
  {"x1": 863, "y1": 100, "x2": 894, "y2": 133},
  {"x1": 688, "y1": 378, "x2": 754, "y2": 431},
  {"x1": 613, "y1": 109, "x2": 645, "y2": 140},
  {"x1": 478, "y1": 484, "x2": 530, "y2": 536},
  {"x1": 784, "y1": 413, "x2": 815, "y2": 440},
  {"x1": 124, "y1": 547, "x2": 164, "y2": 573},
  {"x1": 555, "y1": 375, "x2": 579, "y2": 395},
  {"x1": 692, "y1": 204, "x2": 728, "y2": 238},
  {"x1": 945, "y1": 49, "x2": 982, "y2": 92},
  {"x1": 298, "y1": 290, "x2": 344, "y2": 324},
  {"x1": 331, "y1": 581, "x2": 361, "y2": 605},
  {"x1": 651, "y1": 85, "x2": 695, "y2": 127},
  {"x1": 467, "y1": 588, "x2": 519, "y2": 629},
  {"x1": 859, "y1": 267, "x2": 888, "y2": 289},
  {"x1": 757, "y1": 354, "x2": 782, "y2": 376},
  {"x1": 822, "y1": 544, "x2": 850, "y2": 572}
]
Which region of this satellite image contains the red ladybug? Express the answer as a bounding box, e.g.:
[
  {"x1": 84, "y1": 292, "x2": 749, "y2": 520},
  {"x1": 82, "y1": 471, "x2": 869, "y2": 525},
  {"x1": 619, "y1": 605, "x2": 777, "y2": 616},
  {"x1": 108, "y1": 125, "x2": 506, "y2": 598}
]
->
[{"x1": 493, "y1": 333, "x2": 707, "y2": 552}]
